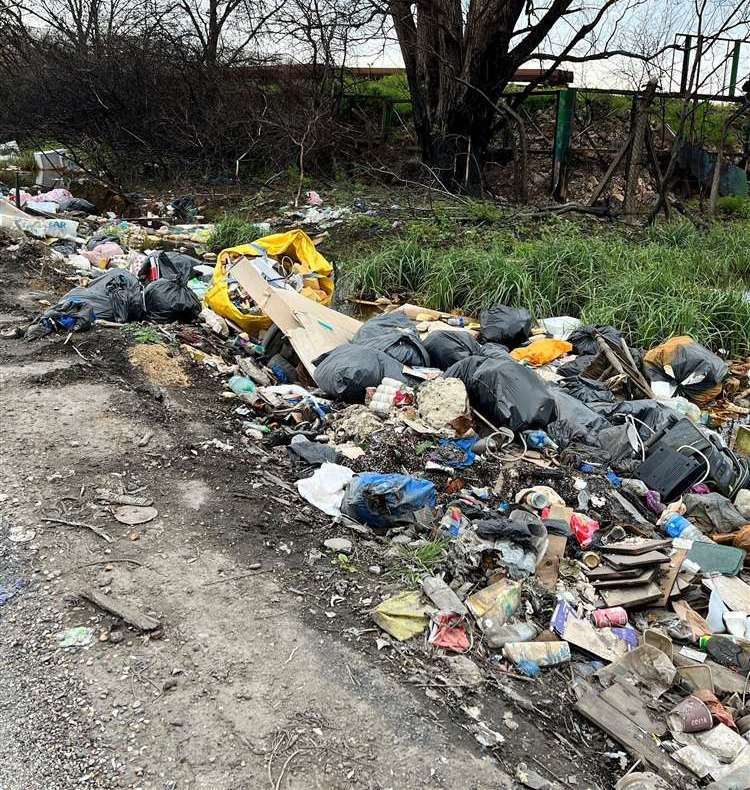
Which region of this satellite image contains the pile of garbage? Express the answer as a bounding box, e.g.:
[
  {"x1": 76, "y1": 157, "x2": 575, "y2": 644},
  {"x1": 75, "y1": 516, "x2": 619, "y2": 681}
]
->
[
  {"x1": 196, "y1": 268, "x2": 750, "y2": 785},
  {"x1": 5, "y1": 186, "x2": 750, "y2": 786}
]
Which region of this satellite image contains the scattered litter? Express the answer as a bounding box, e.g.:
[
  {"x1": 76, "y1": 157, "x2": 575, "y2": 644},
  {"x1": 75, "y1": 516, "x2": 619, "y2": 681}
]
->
[
  {"x1": 57, "y1": 626, "x2": 95, "y2": 648},
  {"x1": 112, "y1": 506, "x2": 158, "y2": 525}
]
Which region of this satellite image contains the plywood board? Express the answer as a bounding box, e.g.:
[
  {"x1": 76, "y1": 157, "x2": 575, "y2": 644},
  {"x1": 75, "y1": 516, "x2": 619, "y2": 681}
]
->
[
  {"x1": 575, "y1": 685, "x2": 690, "y2": 782},
  {"x1": 603, "y1": 550, "x2": 671, "y2": 570},
  {"x1": 604, "y1": 539, "x2": 673, "y2": 555},
  {"x1": 231, "y1": 257, "x2": 362, "y2": 375},
  {"x1": 657, "y1": 549, "x2": 688, "y2": 607},
  {"x1": 594, "y1": 569, "x2": 658, "y2": 589},
  {"x1": 702, "y1": 575, "x2": 750, "y2": 612},
  {"x1": 600, "y1": 681, "x2": 668, "y2": 737},
  {"x1": 600, "y1": 582, "x2": 662, "y2": 609}
]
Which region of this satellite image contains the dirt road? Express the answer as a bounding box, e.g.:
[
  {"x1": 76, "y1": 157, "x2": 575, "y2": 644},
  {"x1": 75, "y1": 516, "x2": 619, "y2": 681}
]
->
[{"x1": 0, "y1": 263, "x2": 521, "y2": 789}]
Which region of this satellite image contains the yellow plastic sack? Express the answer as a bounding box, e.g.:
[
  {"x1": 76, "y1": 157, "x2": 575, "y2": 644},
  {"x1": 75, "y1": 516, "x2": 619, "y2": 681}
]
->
[
  {"x1": 371, "y1": 591, "x2": 430, "y2": 641},
  {"x1": 204, "y1": 229, "x2": 334, "y2": 335},
  {"x1": 510, "y1": 338, "x2": 573, "y2": 366}
]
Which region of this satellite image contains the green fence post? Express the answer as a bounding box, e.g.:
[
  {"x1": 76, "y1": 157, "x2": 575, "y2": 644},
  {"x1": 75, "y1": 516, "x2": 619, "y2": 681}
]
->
[
  {"x1": 729, "y1": 41, "x2": 741, "y2": 97},
  {"x1": 552, "y1": 87, "x2": 576, "y2": 201}
]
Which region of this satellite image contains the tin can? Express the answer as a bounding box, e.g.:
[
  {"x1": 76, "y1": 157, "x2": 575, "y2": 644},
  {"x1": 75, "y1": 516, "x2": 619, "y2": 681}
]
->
[
  {"x1": 581, "y1": 551, "x2": 601, "y2": 569},
  {"x1": 592, "y1": 607, "x2": 628, "y2": 628},
  {"x1": 667, "y1": 695, "x2": 713, "y2": 733}
]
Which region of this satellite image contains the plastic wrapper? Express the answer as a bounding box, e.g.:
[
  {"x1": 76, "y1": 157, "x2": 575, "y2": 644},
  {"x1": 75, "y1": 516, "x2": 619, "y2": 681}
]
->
[
  {"x1": 205, "y1": 229, "x2": 334, "y2": 334},
  {"x1": 445, "y1": 355, "x2": 555, "y2": 432},
  {"x1": 683, "y1": 492, "x2": 748, "y2": 534},
  {"x1": 570, "y1": 512, "x2": 599, "y2": 547},
  {"x1": 478, "y1": 305, "x2": 531, "y2": 346},
  {"x1": 313, "y1": 344, "x2": 406, "y2": 402},
  {"x1": 644, "y1": 335, "x2": 728, "y2": 406},
  {"x1": 423, "y1": 330, "x2": 480, "y2": 369}
]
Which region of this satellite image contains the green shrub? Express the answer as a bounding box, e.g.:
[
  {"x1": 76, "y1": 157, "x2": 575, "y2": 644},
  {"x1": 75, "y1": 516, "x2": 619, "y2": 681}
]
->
[
  {"x1": 716, "y1": 196, "x2": 750, "y2": 219},
  {"x1": 207, "y1": 215, "x2": 265, "y2": 253}
]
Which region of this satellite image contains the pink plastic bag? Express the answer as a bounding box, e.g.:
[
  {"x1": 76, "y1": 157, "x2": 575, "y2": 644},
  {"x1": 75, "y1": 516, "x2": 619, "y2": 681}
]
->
[
  {"x1": 81, "y1": 242, "x2": 124, "y2": 266},
  {"x1": 570, "y1": 512, "x2": 599, "y2": 548}
]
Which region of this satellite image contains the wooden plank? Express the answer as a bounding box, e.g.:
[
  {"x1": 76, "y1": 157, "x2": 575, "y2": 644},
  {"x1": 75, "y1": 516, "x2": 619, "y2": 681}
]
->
[
  {"x1": 702, "y1": 575, "x2": 750, "y2": 612},
  {"x1": 594, "y1": 569, "x2": 658, "y2": 589},
  {"x1": 600, "y1": 582, "x2": 662, "y2": 609},
  {"x1": 536, "y1": 534, "x2": 567, "y2": 591},
  {"x1": 604, "y1": 539, "x2": 673, "y2": 555},
  {"x1": 81, "y1": 588, "x2": 161, "y2": 631},
  {"x1": 603, "y1": 550, "x2": 671, "y2": 569},
  {"x1": 575, "y1": 686, "x2": 689, "y2": 782},
  {"x1": 600, "y1": 681, "x2": 668, "y2": 737},
  {"x1": 586, "y1": 565, "x2": 646, "y2": 582},
  {"x1": 657, "y1": 549, "x2": 688, "y2": 607},
  {"x1": 231, "y1": 257, "x2": 362, "y2": 376}
]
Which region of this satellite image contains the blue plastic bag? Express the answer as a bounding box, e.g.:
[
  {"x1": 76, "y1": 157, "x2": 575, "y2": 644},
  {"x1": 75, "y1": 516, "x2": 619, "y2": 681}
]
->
[{"x1": 342, "y1": 473, "x2": 436, "y2": 528}]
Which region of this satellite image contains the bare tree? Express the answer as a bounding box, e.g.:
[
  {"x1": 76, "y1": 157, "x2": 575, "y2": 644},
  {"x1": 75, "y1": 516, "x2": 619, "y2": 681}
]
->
[{"x1": 172, "y1": 0, "x2": 283, "y2": 65}]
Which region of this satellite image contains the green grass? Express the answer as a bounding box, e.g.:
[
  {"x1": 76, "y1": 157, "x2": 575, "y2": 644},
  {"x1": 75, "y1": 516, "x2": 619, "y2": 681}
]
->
[
  {"x1": 206, "y1": 215, "x2": 266, "y2": 253},
  {"x1": 384, "y1": 538, "x2": 449, "y2": 586},
  {"x1": 341, "y1": 217, "x2": 750, "y2": 355},
  {"x1": 716, "y1": 196, "x2": 750, "y2": 219}
]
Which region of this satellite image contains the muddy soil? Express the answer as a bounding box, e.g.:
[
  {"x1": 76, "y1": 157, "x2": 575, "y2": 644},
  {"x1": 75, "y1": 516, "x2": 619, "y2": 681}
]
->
[{"x1": 0, "y1": 244, "x2": 618, "y2": 790}]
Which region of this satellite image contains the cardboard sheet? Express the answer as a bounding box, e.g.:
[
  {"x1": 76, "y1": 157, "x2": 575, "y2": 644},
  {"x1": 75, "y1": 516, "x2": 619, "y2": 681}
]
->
[{"x1": 231, "y1": 256, "x2": 362, "y2": 375}]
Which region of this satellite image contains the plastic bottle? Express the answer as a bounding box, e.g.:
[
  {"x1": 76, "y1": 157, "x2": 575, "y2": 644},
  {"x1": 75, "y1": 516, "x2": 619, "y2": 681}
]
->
[
  {"x1": 446, "y1": 316, "x2": 466, "y2": 327},
  {"x1": 523, "y1": 430, "x2": 558, "y2": 450},
  {"x1": 503, "y1": 640, "x2": 571, "y2": 667},
  {"x1": 663, "y1": 513, "x2": 707, "y2": 542},
  {"x1": 481, "y1": 621, "x2": 539, "y2": 648}
]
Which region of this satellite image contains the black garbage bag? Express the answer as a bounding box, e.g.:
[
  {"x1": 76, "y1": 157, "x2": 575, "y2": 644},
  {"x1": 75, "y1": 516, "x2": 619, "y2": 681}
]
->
[
  {"x1": 547, "y1": 389, "x2": 611, "y2": 449},
  {"x1": 26, "y1": 299, "x2": 96, "y2": 339},
  {"x1": 63, "y1": 268, "x2": 143, "y2": 323},
  {"x1": 57, "y1": 196, "x2": 96, "y2": 214},
  {"x1": 591, "y1": 399, "x2": 679, "y2": 441},
  {"x1": 559, "y1": 376, "x2": 615, "y2": 404},
  {"x1": 479, "y1": 305, "x2": 531, "y2": 347},
  {"x1": 352, "y1": 312, "x2": 429, "y2": 367},
  {"x1": 556, "y1": 354, "x2": 597, "y2": 378},
  {"x1": 446, "y1": 355, "x2": 555, "y2": 431},
  {"x1": 28, "y1": 269, "x2": 143, "y2": 339},
  {"x1": 141, "y1": 251, "x2": 201, "y2": 322},
  {"x1": 313, "y1": 343, "x2": 406, "y2": 402},
  {"x1": 644, "y1": 336, "x2": 728, "y2": 406},
  {"x1": 480, "y1": 342, "x2": 511, "y2": 359},
  {"x1": 423, "y1": 330, "x2": 480, "y2": 369},
  {"x1": 567, "y1": 325, "x2": 623, "y2": 356},
  {"x1": 50, "y1": 239, "x2": 78, "y2": 257}
]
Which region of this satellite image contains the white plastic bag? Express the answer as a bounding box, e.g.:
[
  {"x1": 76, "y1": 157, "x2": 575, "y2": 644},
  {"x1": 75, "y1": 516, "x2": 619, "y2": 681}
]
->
[
  {"x1": 296, "y1": 463, "x2": 354, "y2": 516},
  {"x1": 706, "y1": 585, "x2": 728, "y2": 633}
]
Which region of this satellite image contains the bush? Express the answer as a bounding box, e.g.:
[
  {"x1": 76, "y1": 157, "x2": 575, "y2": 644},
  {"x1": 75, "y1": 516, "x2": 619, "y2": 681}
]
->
[
  {"x1": 341, "y1": 218, "x2": 750, "y2": 355},
  {"x1": 207, "y1": 215, "x2": 266, "y2": 253},
  {"x1": 716, "y1": 196, "x2": 750, "y2": 219}
]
